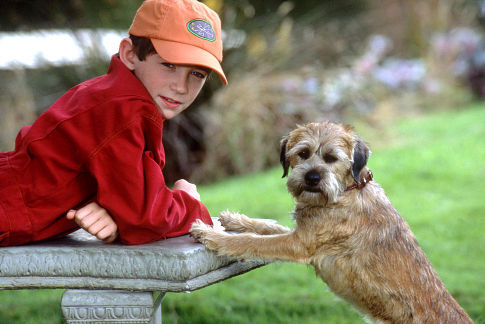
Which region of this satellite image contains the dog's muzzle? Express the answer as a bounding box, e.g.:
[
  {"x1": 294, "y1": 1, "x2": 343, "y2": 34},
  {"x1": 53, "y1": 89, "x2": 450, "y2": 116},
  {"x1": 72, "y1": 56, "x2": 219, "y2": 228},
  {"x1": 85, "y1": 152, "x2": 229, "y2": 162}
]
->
[{"x1": 304, "y1": 170, "x2": 322, "y2": 192}]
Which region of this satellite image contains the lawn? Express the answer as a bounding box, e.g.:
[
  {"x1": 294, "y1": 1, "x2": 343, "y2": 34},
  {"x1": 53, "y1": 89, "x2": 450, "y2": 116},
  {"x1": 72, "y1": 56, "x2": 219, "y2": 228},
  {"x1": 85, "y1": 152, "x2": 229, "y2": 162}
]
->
[{"x1": 1, "y1": 106, "x2": 484, "y2": 323}]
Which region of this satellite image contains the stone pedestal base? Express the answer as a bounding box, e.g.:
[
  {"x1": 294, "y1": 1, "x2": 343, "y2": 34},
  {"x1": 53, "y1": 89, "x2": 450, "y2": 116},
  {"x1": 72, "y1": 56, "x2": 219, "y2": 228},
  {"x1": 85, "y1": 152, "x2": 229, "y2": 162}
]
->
[
  {"x1": 0, "y1": 228, "x2": 268, "y2": 323},
  {"x1": 61, "y1": 290, "x2": 163, "y2": 324}
]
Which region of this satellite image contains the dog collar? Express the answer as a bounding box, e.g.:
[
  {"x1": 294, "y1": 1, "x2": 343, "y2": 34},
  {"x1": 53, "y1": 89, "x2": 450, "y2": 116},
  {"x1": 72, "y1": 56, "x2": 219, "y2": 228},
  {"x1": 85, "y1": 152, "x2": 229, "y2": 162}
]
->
[{"x1": 345, "y1": 170, "x2": 373, "y2": 191}]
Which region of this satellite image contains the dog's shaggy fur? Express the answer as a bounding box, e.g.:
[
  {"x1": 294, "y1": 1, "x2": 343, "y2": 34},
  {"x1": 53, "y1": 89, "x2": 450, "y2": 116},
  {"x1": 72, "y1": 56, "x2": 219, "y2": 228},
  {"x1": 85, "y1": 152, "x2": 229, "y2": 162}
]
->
[{"x1": 191, "y1": 121, "x2": 472, "y2": 323}]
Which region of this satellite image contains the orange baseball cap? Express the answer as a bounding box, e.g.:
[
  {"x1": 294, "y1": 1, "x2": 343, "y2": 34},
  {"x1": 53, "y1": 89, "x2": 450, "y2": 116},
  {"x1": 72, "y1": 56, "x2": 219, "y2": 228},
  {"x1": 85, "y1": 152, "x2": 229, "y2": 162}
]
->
[{"x1": 129, "y1": 0, "x2": 227, "y2": 84}]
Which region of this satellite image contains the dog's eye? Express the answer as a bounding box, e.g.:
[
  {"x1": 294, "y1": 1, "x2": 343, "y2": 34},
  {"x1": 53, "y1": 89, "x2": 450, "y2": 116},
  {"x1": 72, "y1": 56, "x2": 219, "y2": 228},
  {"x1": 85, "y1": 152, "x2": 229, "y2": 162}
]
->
[
  {"x1": 298, "y1": 149, "x2": 310, "y2": 160},
  {"x1": 324, "y1": 154, "x2": 338, "y2": 163}
]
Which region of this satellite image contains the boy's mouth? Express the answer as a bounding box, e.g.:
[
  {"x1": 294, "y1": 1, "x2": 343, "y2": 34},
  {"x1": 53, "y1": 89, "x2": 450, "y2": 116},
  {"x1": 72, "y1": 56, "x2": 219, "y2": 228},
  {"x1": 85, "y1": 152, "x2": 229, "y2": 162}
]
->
[{"x1": 160, "y1": 96, "x2": 182, "y2": 109}]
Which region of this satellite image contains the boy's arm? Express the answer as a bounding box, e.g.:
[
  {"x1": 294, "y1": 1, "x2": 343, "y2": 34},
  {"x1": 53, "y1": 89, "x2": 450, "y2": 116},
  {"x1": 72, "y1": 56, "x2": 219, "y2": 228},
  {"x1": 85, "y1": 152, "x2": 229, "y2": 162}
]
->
[
  {"x1": 66, "y1": 202, "x2": 118, "y2": 243},
  {"x1": 66, "y1": 180, "x2": 202, "y2": 243},
  {"x1": 87, "y1": 118, "x2": 212, "y2": 245}
]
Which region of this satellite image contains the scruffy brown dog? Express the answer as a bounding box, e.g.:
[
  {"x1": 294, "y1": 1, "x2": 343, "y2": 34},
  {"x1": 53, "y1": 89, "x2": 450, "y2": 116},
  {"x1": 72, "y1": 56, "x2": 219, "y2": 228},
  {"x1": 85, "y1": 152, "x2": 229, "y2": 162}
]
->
[{"x1": 190, "y1": 121, "x2": 473, "y2": 323}]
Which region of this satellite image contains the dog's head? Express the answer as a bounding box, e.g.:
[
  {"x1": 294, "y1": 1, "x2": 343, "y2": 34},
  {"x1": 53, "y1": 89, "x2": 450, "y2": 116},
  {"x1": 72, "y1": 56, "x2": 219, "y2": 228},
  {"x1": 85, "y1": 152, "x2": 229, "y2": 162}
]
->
[{"x1": 280, "y1": 121, "x2": 370, "y2": 205}]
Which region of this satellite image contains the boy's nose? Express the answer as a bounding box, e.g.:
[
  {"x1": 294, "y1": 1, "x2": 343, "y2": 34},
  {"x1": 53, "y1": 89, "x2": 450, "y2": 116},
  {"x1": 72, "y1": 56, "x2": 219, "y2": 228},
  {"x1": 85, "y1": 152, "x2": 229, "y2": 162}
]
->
[{"x1": 170, "y1": 72, "x2": 189, "y2": 94}]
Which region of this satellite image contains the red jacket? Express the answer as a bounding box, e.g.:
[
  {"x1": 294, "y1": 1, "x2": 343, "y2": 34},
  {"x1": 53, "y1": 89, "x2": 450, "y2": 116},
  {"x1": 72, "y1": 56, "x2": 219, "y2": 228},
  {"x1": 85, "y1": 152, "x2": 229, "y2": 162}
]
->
[{"x1": 0, "y1": 55, "x2": 212, "y2": 246}]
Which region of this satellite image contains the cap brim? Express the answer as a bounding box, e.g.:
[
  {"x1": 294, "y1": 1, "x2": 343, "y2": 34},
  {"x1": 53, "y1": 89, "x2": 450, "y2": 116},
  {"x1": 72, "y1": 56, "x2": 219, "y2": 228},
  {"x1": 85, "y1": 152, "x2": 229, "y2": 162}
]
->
[{"x1": 151, "y1": 38, "x2": 227, "y2": 85}]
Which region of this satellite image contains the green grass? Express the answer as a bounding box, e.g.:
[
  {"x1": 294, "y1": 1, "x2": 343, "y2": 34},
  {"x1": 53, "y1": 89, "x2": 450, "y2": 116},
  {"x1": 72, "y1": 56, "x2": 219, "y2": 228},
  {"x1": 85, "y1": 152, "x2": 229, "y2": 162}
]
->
[{"x1": 1, "y1": 106, "x2": 484, "y2": 323}]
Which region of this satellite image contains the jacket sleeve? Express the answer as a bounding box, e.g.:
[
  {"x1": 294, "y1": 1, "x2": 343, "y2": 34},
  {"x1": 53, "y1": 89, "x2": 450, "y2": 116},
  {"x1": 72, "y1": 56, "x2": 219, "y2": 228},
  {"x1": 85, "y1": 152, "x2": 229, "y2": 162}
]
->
[{"x1": 87, "y1": 117, "x2": 212, "y2": 245}]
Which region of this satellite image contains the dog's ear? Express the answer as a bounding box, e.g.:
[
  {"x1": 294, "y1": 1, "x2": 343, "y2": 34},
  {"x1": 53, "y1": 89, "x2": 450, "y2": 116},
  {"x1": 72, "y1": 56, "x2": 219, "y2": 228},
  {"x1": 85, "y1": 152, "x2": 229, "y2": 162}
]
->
[
  {"x1": 280, "y1": 136, "x2": 290, "y2": 178},
  {"x1": 352, "y1": 137, "x2": 370, "y2": 184}
]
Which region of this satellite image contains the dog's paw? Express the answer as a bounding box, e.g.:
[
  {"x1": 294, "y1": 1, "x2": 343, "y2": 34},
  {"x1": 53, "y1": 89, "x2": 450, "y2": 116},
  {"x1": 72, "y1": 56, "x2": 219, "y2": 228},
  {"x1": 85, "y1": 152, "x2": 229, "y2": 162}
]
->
[
  {"x1": 219, "y1": 210, "x2": 250, "y2": 232},
  {"x1": 190, "y1": 219, "x2": 212, "y2": 240},
  {"x1": 190, "y1": 219, "x2": 226, "y2": 251}
]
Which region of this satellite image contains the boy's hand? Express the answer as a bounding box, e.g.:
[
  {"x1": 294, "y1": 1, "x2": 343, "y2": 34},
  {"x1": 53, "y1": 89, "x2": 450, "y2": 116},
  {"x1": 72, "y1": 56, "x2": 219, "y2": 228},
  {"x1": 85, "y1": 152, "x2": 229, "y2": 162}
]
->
[
  {"x1": 66, "y1": 202, "x2": 118, "y2": 243},
  {"x1": 173, "y1": 179, "x2": 201, "y2": 201}
]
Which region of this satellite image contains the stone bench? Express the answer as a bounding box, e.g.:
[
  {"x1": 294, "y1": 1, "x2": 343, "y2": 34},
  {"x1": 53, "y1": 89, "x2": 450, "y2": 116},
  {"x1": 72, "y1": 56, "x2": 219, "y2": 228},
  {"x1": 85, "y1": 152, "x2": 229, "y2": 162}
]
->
[{"x1": 0, "y1": 228, "x2": 267, "y2": 323}]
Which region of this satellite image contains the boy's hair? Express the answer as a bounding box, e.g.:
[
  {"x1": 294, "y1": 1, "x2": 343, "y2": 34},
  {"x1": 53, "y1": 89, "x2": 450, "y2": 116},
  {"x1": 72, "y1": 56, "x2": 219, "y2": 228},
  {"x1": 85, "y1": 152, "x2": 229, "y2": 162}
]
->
[
  {"x1": 128, "y1": 33, "x2": 213, "y2": 78},
  {"x1": 129, "y1": 34, "x2": 157, "y2": 61}
]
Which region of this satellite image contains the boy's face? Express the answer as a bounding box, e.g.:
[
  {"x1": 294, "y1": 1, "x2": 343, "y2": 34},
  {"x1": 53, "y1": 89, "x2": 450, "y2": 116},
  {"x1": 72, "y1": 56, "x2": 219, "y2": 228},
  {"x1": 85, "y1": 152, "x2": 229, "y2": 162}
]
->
[{"x1": 132, "y1": 53, "x2": 209, "y2": 120}]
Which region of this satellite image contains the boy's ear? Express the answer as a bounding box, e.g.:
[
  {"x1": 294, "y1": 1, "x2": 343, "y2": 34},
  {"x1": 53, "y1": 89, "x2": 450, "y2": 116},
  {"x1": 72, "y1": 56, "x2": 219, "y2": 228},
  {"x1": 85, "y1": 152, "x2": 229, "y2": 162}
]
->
[{"x1": 119, "y1": 38, "x2": 137, "y2": 71}]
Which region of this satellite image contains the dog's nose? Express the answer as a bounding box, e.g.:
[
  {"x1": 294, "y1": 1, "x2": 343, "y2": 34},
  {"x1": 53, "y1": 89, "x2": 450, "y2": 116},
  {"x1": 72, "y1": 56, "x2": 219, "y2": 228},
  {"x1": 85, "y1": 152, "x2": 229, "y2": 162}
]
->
[{"x1": 305, "y1": 171, "x2": 321, "y2": 187}]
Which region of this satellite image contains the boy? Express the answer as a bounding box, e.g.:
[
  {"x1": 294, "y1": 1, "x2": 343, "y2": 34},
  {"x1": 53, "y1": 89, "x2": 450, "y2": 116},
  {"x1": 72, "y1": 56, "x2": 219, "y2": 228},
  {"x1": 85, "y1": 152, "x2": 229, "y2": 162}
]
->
[{"x1": 0, "y1": 0, "x2": 227, "y2": 246}]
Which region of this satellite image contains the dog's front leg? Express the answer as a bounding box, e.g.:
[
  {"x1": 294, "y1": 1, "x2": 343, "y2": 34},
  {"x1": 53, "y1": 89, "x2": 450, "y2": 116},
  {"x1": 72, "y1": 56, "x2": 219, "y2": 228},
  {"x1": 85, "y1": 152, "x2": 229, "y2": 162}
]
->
[
  {"x1": 219, "y1": 211, "x2": 291, "y2": 235},
  {"x1": 190, "y1": 220, "x2": 311, "y2": 263}
]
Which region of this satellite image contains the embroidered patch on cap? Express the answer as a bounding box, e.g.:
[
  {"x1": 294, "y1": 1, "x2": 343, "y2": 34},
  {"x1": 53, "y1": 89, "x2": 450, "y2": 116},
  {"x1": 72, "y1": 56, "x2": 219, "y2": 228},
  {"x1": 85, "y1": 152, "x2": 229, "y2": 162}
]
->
[{"x1": 187, "y1": 19, "x2": 216, "y2": 41}]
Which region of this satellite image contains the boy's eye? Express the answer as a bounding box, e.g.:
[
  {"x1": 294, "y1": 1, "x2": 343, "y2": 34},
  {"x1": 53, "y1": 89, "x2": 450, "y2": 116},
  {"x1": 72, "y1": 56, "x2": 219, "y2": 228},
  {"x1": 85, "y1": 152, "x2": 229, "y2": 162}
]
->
[
  {"x1": 298, "y1": 149, "x2": 310, "y2": 160},
  {"x1": 192, "y1": 71, "x2": 207, "y2": 79},
  {"x1": 162, "y1": 62, "x2": 175, "y2": 69}
]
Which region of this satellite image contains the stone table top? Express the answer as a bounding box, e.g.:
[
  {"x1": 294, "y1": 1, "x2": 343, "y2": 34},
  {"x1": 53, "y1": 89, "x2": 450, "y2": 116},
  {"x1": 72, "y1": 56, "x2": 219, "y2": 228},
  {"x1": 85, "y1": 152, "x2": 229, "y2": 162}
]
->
[{"x1": 0, "y1": 229, "x2": 266, "y2": 292}]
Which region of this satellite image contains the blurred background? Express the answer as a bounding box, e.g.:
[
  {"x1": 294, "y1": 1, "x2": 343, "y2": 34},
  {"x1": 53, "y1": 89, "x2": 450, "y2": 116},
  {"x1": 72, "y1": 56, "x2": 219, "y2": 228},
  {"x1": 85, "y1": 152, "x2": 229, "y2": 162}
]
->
[
  {"x1": 0, "y1": 0, "x2": 484, "y2": 183},
  {"x1": 1, "y1": 1, "x2": 485, "y2": 323}
]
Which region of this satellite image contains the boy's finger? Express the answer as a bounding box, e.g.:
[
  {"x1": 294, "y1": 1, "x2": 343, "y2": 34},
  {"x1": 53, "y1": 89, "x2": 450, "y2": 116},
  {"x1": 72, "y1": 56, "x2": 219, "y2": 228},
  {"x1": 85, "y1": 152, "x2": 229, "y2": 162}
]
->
[
  {"x1": 76, "y1": 202, "x2": 102, "y2": 219},
  {"x1": 98, "y1": 228, "x2": 113, "y2": 242},
  {"x1": 74, "y1": 208, "x2": 93, "y2": 220},
  {"x1": 82, "y1": 201, "x2": 100, "y2": 212},
  {"x1": 86, "y1": 220, "x2": 106, "y2": 236},
  {"x1": 77, "y1": 212, "x2": 100, "y2": 229},
  {"x1": 103, "y1": 234, "x2": 117, "y2": 243},
  {"x1": 97, "y1": 225, "x2": 118, "y2": 243},
  {"x1": 101, "y1": 235, "x2": 116, "y2": 243},
  {"x1": 66, "y1": 210, "x2": 76, "y2": 220}
]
